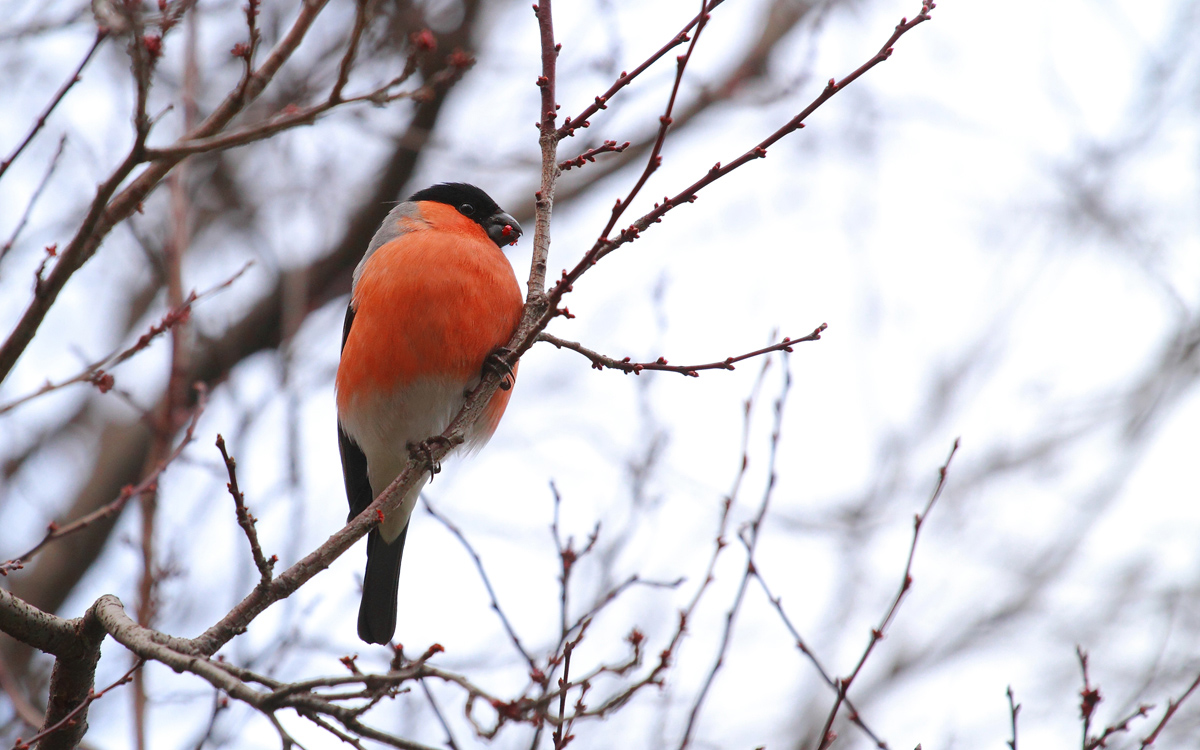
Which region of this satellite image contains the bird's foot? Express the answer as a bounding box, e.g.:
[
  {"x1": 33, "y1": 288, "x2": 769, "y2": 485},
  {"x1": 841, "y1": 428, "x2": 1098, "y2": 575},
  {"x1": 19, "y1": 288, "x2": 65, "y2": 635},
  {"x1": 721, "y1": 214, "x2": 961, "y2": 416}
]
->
[
  {"x1": 407, "y1": 436, "x2": 454, "y2": 482},
  {"x1": 483, "y1": 347, "x2": 516, "y2": 391}
]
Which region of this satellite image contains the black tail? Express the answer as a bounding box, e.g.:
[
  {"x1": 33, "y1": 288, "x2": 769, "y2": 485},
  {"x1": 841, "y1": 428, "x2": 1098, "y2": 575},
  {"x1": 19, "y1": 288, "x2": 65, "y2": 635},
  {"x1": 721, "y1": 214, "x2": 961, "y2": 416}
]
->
[{"x1": 358, "y1": 524, "x2": 409, "y2": 644}]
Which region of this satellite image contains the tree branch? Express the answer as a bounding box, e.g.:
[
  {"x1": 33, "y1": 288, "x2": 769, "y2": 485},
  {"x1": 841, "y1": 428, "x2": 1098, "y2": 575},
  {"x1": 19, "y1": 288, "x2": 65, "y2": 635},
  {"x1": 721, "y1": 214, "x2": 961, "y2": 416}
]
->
[
  {"x1": 0, "y1": 0, "x2": 335, "y2": 385},
  {"x1": 537, "y1": 325, "x2": 825, "y2": 377},
  {"x1": 0, "y1": 31, "x2": 105, "y2": 183},
  {"x1": 817, "y1": 435, "x2": 958, "y2": 750}
]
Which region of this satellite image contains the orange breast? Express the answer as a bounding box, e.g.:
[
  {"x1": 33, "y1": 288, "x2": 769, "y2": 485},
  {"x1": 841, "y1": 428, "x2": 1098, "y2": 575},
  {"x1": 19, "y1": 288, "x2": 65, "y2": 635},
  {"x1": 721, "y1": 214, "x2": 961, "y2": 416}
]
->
[{"x1": 336, "y1": 203, "x2": 523, "y2": 412}]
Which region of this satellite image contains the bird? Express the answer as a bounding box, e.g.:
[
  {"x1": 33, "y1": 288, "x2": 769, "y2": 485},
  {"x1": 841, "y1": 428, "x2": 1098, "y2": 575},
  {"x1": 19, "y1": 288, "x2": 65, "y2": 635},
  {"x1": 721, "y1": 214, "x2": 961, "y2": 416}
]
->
[{"x1": 335, "y1": 182, "x2": 524, "y2": 644}]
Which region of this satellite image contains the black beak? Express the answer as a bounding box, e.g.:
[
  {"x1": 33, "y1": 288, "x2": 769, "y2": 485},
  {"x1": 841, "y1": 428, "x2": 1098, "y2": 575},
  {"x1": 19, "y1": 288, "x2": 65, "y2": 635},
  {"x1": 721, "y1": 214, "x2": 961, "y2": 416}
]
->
[{"x1": 485, "y1": 211, "x2": 522, "y2": 247}]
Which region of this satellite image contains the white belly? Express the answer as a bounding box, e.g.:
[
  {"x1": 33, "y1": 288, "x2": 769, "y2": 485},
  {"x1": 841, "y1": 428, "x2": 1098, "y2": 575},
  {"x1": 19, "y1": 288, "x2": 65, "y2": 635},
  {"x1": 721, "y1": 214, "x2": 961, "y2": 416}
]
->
[{"x1": 338, "y1": 376, "x2": 493, "y2": 541}]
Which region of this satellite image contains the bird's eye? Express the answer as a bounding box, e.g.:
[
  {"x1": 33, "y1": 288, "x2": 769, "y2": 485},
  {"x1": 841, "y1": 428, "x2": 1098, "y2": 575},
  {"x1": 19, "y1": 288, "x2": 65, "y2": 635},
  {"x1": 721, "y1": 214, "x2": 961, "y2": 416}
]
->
[{"x1": 458, "y1": 203, "x2": 475, "y2": 216}]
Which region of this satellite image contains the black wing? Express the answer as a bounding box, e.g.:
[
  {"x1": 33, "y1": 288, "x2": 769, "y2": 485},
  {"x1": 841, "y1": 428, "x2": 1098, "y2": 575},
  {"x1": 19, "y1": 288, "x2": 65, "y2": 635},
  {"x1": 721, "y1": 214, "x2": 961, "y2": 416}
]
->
[
  {"x1": 339, "y1": 304, "x2": 373, "y2": 522},
  {"x1": 341, "y1": 304, "x2": 355, "y2": 352}
]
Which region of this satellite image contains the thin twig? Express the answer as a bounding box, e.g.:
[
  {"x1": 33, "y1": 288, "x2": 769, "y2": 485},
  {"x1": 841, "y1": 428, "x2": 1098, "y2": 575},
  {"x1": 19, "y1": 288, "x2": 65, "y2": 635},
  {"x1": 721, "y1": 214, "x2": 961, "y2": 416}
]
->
[
  {"x1": 679, "y1": 351, "x2": 792, "y2": 749},
  {"x1": 566, "y1": 574, "x2": 684, "y2": 636},
  {"x1": 555, "y1": 2, "x2": 725, "y2": 140},
  {"x1": 1084, "y1": 701, "x2": 1152, "y2": 750},
  {"x1": 1007, "y1": 686, "x2": 1020, "y2": 750},
  {"x1": 419, "y1": 678, "x2": 461, "y2": 750},
  {"x1": 538, "y1": 325, "x2": 825, "y2": 377},
  {"x1": 558, "y1": 140, "x2": 630, "y2": 172},
  {"x1": 420, "y1": 497, "x2": 538, "y2": 672},
  {"x1": 330, "y1": 0, "x2": 371, "y2": 102},
  {"x1": 552, "y1": 642, "x2": 574, "y2": 749},
  {"x1": 18, "y1": 660, "x2": 142, "y2": 750},
  {"x1": 1075, "y1": 650, "x2": 1157, "y2": 750},
  {"x1": 552, "y1": 483, "x2": 571, "y2": 643},
  {"x1": 0, "y1": 31, "x2": 105, "y2": 182},
  {"x1": 1, "y1": 386, "x2": 209, "y2": 574},
  {"x1": 816, "y1": 435, "x2": 959, "y2": 750},
  {"x1": 0, "y1": 262, "x2": 249, "y2": 417},
  {"x1": 216, "y1": 435, "x2": 276, "y2": 586},
  {"x1": 1139, "y1": 669, "x2": 1200, "y2": 748},
  {"x1": 0, "y1": 134, "x2": 68, "y2": 265},
  {"x1": 1078, "y1": 647, "x2": 1101, "y2": 750},
  {"x1": 141, "y1": 61, "x2": 453, "y2": 161},
  {"x1": 597, "y1": 0, "x2": 712, "y2": 248},
  {"x1": 549, "y1": 482, "x2": 600, "y2": 649},
  {"x1": 574, "y1": 352, "x2": 773, "y2": 725},
  {"x1": 527, "y1": 482, "x2": 602, "y2": 748},
  {"x1": 537, "y1": 2, "x2": 937, "y2": 340},
  {"x1": 751, "y1": 568, "x2": 885, "y2": 747},
  {"x1": 231, "y1": 0, "x2": 262, "y2": 103}
]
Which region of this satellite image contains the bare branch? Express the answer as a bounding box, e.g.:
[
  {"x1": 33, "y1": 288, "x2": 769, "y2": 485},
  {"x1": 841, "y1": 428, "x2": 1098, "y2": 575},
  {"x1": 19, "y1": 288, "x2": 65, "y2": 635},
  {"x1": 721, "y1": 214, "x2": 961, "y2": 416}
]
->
[
  {"x1": 526, "y1": 0, "x2": 562, "y2": 302},
  {"x1": 230, "y1": 0, "x2": 263, "y2": 102},
  {"x1": 536, "y1": 1, "x2": 937, "y2": 344},
  {"x1": 37, "y1": 657, "x2": 139, "y2": 750},
  {"x1": 217, "y1": 435, "x2": 276, "y2": 586},
  {"x1": 418, "y1": 678, "x2": 461, "y2": 750},
  {"x1": 0, "y1": 0, "x2": 336, "y2": 385},
  {"x1": 330, "y1": 0, "x2": 371, "y2": 103},
  {"x1": 421, "y1": 498, "x2": 538, "y2": 672},
  {"x1": 551, "y1": 641, "x2": 574, "y2": 750},
  {"x1": 1078, "y1": 646, "x2": 1101, "y2": 749},
  {"x1": 537, "y1": 324, "x2": 826, "y2": 377},
  {"x1": 1084, "y1": 702, "x2": 1152, "y2": 750},
  {"x1": 0, "y1": 263, "x2": 247, "y2": 417},
  {"x1": 0, "y1": 589, "x2": 85, "y2": 658},
  {"x1": 0, "y1": 31, "x2": 105, "y2": 183},
  {"x1": 0, "y1": 134, "x2": 68, "y2": 265},
  {"x1": 0, "y1": 599, "x2": 108, "y2": 748},
  {"x1": 751, "y1": 564, "x2": 885, "y2": 747},
  {"x1": 817, "y1": 435, "x2": 959, "y2": 750},
  {"x1": 597, "y1": 0, "x2": 713, "y2": 249},
  {"x1": 93, "y1": 594, "x2": 487, "y2": 750},
  {"x1": 558, "y1": 140, "x2": 630, "y2": 172},
  {"x1": 139, "y1": 60, "x2": 456, "y2": 161},
  {"x1": 679, "y1": 352, "x2": 792, "y2": 749},
  {"x1": 1139, "y1": 670, "x2": 1200, "y2": 748},
  {"x1": 1, "y1": 387, "x2": 209, "y2": 574},
  {"x1": 1007, "y1": 686, "x2": 1020, "y2": 750},
  {"x1": 555, "y1": 2, "x2": 725, "y2": 140}
]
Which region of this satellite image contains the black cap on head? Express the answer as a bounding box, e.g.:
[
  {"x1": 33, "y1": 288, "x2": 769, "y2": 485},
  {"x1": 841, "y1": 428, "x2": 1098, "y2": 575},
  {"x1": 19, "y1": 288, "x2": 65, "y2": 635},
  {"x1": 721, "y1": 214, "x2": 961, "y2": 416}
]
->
[
  {"x1": 408, "y1": 182, "x2": 522, "y2": 247},
  {"x1": 409, "y1": 182, "x2": 501, "y2": 216}
]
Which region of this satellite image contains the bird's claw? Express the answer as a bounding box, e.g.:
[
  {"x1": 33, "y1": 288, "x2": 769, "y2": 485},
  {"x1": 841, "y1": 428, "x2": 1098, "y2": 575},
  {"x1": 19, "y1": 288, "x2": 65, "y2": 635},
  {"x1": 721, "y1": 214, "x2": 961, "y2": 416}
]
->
[
  {"x1": 408, "y1": 437, "x2": 453, "y2": 482},
  {"x1": 483, "y1": 347, "x2": 516, "y2": 391}
]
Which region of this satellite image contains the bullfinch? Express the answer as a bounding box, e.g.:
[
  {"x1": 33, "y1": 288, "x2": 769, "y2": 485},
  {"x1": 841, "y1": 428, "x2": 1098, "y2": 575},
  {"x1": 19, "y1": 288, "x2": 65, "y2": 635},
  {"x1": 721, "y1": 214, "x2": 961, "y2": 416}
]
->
[{"x1": 336, "y1": 183, "x2": 524, "y2": 644}]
